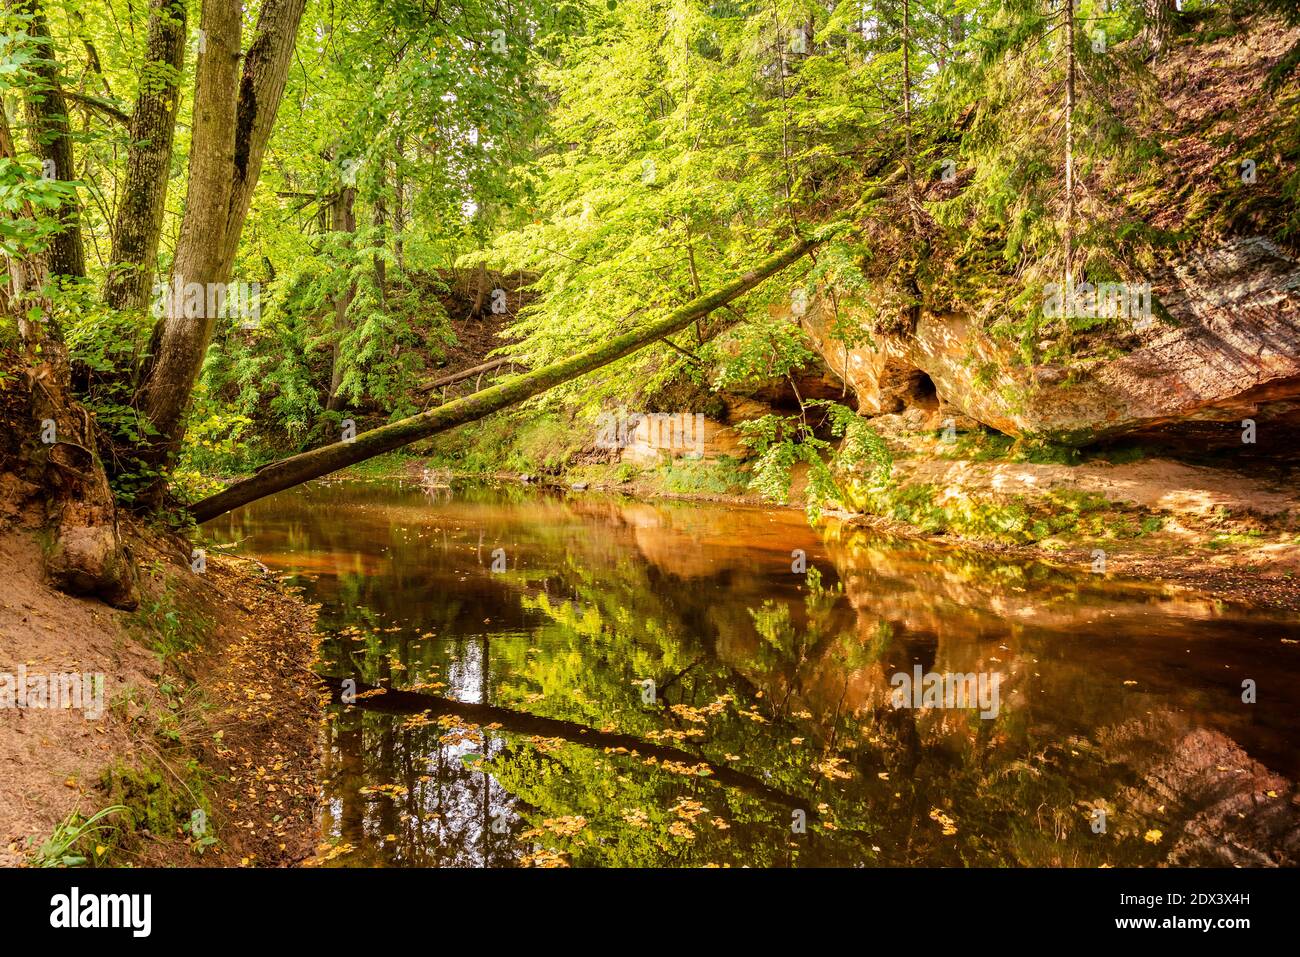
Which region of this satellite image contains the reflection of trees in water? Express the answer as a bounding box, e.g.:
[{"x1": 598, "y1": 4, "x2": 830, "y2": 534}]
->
[
  {"x1": 806, "y1": 522, "x2": 1300, "y2": 866},
  {"x1": 229, "y1": 483, "x2": 1300, "y2": 865},
  {"x1": 322, "y1": 710, "x2": 526, "y2": 867}
]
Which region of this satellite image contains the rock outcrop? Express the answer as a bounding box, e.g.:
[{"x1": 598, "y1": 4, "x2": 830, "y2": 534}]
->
[{"x1": 801, "y1": 237, "x2": 1300, "y2": 446}]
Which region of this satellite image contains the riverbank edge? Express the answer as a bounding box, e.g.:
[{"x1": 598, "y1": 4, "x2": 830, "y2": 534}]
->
[
  {"x1": 0, "y1": 523, "x2": 322, "y2": 868},
  {"x1": 336, "y1": 453, "x2": 1300, "y2": 612}
]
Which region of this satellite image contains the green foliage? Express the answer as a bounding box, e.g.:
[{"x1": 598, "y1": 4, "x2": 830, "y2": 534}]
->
[
  {"x1": 482, "y1": 0, "x2": 926, "y2": 412},
  {"x1": 128, "y1": 581, "x2": 209, "y2": 663},
  {"x1": 842, "y1": 478, "x2": 1158, "y2": 545},
  {"x1": 4, "y1": 0, "x2": 1295, "y2": 516},
  {"x1": 28, "y1": 804, "x2": 127, "y2": 868},
  {"x1": 706, "y1": 321, "x2": 818, "y2": 392},
  {"x1": 0, "y1": 14, "x2": 79, "y2": 262},
  {"x1": 422, "y1": 408, "x2": 589, "y2": 475},
  {"x1": 738, "y1": 398, "x2": 892, "y2": 519},
  {"x1": 656, "y1": 455, "x2": 749, "y2": 495}
]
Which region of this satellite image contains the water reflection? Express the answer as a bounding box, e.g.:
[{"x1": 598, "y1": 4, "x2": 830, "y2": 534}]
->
[{"x1": 206, "y1": 479, "x2": 1300, "y2": 867}]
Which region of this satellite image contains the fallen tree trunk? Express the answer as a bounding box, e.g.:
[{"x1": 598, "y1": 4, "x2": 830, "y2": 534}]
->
[
  {"x1": 190, "y1": 230, "x2": 830, "y2": 523},
  {"x1": 416, "y1": 356, "x2": 518, "y2": 393},
  {"x1": 319, "y1": 675, "x2": 816, "y2": 816}
]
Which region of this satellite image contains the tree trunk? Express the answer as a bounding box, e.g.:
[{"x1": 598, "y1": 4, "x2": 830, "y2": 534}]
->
[
  {"x1": 394, "y1": 134, "x2": 406, "y2": 272},
  {"x1": 103, "y1": 0, "x2": 187, "y2": 310},
  {"x1": 1063, "y1": 0, "x2": 1076, "y2": 290},
  {"x1": 132, "y1": 0, "x2": 241, "y2": 482},
  {"x1": 470, "y1": 264, "x2": 488, "y2": 317},
  {"x1": 373, "y1": 190, "x2": 387, "y2": 295},
  {"x1": 189, "y1": 233, "x2": 823, "y2": 522},
  {"x1": 1142, "y1": 0, "x2": 1181, "y2": 56},
  {"x1": 217, "y1": 0, "x2": 308, "y2": 281},
  {"x1": 8, "y1": 0, "x2": 85, "y2": 280},
  {"x1": 416, "y1": 357, "x2": 516, "y2": 394},
  {"x1": 1, "y1": 105, "x2": 136, "y2": 608},
  {"x1": 325, "y1": 185, "x2": 357, "y2": 414},
  {"x1": 901, "y1": 0, "x2": 922, "y2": 231},
  {"x1": 129, "y1": 0, "x2": 306, "y2": 496}
]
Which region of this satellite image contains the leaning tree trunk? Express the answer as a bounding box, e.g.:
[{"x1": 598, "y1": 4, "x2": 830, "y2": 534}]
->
[
  {"x1": 132, "y1": 0, "x2": 241, "y2": 490},
  {"x1": 188, "y1": 162, "x2": 906, "y2": 522},
  {"x1": 131, "y1": 0, "x2": 306, "y2": 495},
  {"x1": 189, "y1": 233, "x2": 824, "y2": 522},
  {"x1": 102, "y1": 0, "x2": 187, "y2": 310},
  {"x1": 8, "y1": 0, "x2": 85, "y2": 280},
  {"x1": 1, "y1": 106, "x2": 136, "y2": 608}
]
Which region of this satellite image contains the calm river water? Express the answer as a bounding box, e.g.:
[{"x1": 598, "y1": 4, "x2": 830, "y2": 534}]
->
[{"x1": 205, "y1": 478, "x2": 1300, "y2": 867}]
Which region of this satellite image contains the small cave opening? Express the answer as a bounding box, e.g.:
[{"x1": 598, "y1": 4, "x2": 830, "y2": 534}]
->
[{"x1": 904, "y1": 371, "x2": 939, "y2": 411}]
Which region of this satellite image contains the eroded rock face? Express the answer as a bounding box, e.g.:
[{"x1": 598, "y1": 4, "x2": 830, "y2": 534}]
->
[{"x1": 801, "y1": 237, "x2": 1300, "y2": 445}]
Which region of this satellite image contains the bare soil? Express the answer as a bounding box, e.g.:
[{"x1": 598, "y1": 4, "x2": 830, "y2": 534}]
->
[{"x1": 0, "y1": 526, "x2": 321, "y2": 867}]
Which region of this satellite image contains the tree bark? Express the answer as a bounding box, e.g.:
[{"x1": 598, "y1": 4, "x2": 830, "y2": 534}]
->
[
  {"x1": 103, "y1": 0, "x2": 187, "y2": 311},
  {"x1": 325, "y1": 185, "x2": 357, "y2": 413},
  {"x1": 373, "y1": 189, "x2": 387, "y2": 294},
  {"x1": 8, "y1": 0, "x2": 85, "y2": 280},
  {"x1": 132, "y1": 0, "x2": 241, "y2": 480},
  {"x1": 394, "y1": 133, "x2": 406, "y2": 271},
  {"x1": 901, "y1": 0, "x2": 922, "y2": 232},
  {"x1": 1, "y1": 105, "x2": 136, "y2": 608},
  {"x1": 470, "y1": 264, "x2": 488, "y2": 317},
  {"x1": 1142, "y1": 0, "x2": 1181, "y2": 56},
  {"x1": 217, "y1": 0, "x2": 308, "y2": 281},
  {"x1": 128, "y1": 0, "x2": 306, "y2": 495},
  {"x1": 1063, "y1": 0, "x2": 1076, "y2": 290},
  {"x1": 190, "y1": 233, "x2": 824, "y2": 522}
]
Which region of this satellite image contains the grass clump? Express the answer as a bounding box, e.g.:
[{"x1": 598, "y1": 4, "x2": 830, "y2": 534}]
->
[{"x1": 27, "y1": 804, "x2": 128, "y2": 868}]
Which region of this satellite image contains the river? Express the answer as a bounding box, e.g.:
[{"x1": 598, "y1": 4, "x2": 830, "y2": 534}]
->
[{"x1": 206, "y1": 478, "x2": 1300, "y2": 867}]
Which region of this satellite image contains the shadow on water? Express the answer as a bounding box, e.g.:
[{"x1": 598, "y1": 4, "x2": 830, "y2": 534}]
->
[{"x1": 204, "y1": 478, "x2": 1300, "y2": 867}]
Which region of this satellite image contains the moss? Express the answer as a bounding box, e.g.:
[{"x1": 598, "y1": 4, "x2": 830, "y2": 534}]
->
[
  {"x1": 657, "y1": 456, "x2": 750, "y2": 495},
  {"x1": 339, "y1": 450, "x2": 422, "y2": 478},
  {"x1": 422, "y1": 408, "x2": 589, "y2": 475},
  {"x1": 1014, "y1": 439, "x2": 1082, "y2": 466},
  {"x1": 946, "y1": 431, "x2": 1084, "y2": 465},
  {"x1": 1206, "y1": 530, "x2": 1265, "y2": 550},
  {"x1": 1089, "y1": 441, "x2": 1157, "y2": 465},
  {"x1": 841, "y1": 480, "x2": 1146, "y2": 545},
  {"x1": 100, "y1": 759, "x2": 212, "y2": 854}
]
